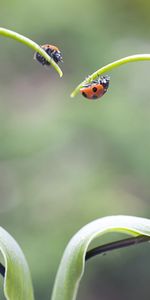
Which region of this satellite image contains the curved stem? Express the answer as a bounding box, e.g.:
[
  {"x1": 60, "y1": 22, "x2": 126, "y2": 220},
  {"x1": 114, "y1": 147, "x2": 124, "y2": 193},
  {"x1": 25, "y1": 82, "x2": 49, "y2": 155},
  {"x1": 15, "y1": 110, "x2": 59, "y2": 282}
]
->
[
  {"x1": 0, "y1": 27, "x2": 63, "y2": 77},
  {"x1": 0, "y1": 262, "x2": 5, "y2": 277},
  {"x1": 86, "y1": 235, "x2": 150, "y2": 261},
  {"x1": 0, "y1": 236, "x2": 148, "y2": 276},
  {"x1": 70, "y1": 54, "x2": 150, "y2": 97}
]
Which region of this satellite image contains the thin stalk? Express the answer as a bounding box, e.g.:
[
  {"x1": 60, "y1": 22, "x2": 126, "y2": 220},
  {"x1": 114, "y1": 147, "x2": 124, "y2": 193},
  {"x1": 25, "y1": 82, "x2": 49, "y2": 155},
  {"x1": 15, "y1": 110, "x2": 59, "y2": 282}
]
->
[
  {"x1": 0, "y1": 262, "x2": 5, "y2": 277},
  {"x1": 0, "y1": 236, "x2": 148, "y2": 278},
  {"x1": 0, "y1": 27, "x2": 63, "y2": 77},
  {"x1": 86, "y1": 235, "x2": 150, "y2": 261},
  {"x1": 70, "y1": 54, "x2": 150, "y2": 97}
]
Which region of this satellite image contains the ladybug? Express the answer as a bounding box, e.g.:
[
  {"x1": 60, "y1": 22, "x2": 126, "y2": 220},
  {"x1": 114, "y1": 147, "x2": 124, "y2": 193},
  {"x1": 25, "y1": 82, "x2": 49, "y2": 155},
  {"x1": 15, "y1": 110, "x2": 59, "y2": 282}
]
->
[
  {"x1": 80, "y1": 75, "x2": 110, "y2": 100},
  {"x1": 34, "y1": 44, "x2": 63, "y2": 66}
]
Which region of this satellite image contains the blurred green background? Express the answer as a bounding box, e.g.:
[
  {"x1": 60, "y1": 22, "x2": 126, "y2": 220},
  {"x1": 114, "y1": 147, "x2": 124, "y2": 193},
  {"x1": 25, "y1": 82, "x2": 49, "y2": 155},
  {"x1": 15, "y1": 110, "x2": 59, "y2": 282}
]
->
[{"x1": 0, "y1": 0, "x2": 150, "y2": 299}]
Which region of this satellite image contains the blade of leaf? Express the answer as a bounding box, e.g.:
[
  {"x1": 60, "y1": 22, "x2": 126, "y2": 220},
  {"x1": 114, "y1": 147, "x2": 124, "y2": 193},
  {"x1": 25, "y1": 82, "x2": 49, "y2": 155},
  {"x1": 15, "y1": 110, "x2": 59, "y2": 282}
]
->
[
  {"x1": 0, "y1": 227, "x2": 34, "y2": 300},
  {"x1": 51, "y1": 215, "x2": 150, "y2": 300}
]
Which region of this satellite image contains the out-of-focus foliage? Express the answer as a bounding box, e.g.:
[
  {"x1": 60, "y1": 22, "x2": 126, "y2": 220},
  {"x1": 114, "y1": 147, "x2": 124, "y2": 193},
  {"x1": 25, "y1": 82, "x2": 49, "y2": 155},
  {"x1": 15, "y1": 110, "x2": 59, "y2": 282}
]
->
[{"x1": 0, "y1": 0, "x2": 150, "y2": 299}]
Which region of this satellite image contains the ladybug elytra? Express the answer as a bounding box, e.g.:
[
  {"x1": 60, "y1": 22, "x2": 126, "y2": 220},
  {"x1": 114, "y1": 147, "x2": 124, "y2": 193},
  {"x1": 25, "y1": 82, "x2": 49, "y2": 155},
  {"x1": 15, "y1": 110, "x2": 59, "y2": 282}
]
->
[{"x1": 80, "y1": 75, "x2": 110, "y2": 100}]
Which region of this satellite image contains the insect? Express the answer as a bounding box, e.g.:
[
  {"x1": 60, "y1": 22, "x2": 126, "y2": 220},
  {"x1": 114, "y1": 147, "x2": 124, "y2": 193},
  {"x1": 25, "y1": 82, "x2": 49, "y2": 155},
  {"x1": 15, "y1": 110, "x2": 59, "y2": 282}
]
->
[
  {"x1": 34, "y1": 44, "x2": 63, "y2": 66},
  {"x1": 80, "y1": 75, "x2": 110, "y2": 100}
]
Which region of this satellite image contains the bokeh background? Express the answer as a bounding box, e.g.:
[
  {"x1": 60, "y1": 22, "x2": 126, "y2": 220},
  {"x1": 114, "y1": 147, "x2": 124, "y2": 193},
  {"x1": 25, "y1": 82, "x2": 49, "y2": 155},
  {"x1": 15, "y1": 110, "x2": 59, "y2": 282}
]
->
[{"x1": 0, "y1": 0, "x2": 150, "y2": 299}]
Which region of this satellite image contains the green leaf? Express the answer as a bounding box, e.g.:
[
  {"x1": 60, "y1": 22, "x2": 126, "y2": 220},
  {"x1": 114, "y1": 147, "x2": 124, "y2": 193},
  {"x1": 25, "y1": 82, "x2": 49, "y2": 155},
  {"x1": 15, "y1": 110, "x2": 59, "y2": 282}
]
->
[
  {"x1": 0, "y1": 227, "x2": 34, "y2": 300},
  {"x1": 51, "y1": 215, "x2": 150, "y2": 300}
]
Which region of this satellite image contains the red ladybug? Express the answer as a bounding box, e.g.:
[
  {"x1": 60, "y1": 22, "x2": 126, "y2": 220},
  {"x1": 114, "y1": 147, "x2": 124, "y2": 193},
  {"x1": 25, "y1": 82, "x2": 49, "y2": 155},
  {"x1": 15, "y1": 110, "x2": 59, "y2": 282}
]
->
[
  {"x1": 34, "y1": 44, "x2": 63, "y2": 66},
  {"x1": 80, "y1": 75, "x2": 110, "y2": 100}
]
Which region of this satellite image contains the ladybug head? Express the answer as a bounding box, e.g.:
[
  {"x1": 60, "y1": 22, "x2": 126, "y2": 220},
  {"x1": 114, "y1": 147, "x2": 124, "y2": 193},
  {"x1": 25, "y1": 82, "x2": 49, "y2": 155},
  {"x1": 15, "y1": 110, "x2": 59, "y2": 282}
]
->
[
  {"x1": 46, "y1": 48, "x2": 63, "y2": 64},
  {"x1": 100, "y1": 75, "x2": 110, "y2": 89},
  {"x1": 53, "y1": 50, "x2": 63, "y2": 63}
]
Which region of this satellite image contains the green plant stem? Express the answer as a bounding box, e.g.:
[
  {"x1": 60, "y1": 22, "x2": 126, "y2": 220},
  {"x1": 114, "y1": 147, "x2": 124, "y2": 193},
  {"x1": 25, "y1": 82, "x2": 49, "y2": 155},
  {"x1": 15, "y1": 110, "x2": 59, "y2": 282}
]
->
[
  {"x1": 70, "y1": 54, "x2": 150, "y2": 97},
  {"x1": 86, "y1": 235, "x2": 150, "y2": 261},
  {"x1": 0, "y1": 27, "x2": 63, "y2": 77},
  {"x1": 0, "y1": 235, "x2": 149, "y2": 279},
  {"x1": 0, "y1": 262, "x2": 5, "y2": 277}
]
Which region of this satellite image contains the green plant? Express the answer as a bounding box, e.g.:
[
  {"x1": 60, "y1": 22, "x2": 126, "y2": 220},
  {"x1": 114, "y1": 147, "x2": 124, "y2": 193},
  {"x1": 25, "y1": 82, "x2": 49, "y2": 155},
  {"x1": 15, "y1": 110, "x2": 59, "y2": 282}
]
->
[
  {"x1": 0, "y1": 216, "x2": 150, "y2": 300},
  {"x1": 0, "y1": 27, "x2": 150, "y2": 300}
]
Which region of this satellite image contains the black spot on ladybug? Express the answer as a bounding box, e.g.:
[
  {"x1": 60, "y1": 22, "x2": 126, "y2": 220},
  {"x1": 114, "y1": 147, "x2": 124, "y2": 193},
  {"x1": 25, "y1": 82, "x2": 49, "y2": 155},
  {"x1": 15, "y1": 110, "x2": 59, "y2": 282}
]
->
[
  {"x1": 92, "y1": 87, "x2": 97, "y2": 92},
  {"x1": 92, "y1": 95, "x2": 98, "y2": 99},
  {"x1": 82, "y1": 92, "x2": 87, "y2": 98}
]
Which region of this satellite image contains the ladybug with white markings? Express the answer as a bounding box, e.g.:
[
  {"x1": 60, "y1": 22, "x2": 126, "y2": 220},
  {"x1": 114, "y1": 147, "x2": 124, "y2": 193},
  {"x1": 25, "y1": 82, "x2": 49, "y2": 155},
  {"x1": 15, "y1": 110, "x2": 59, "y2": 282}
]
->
[
  {"x1": 34, "y1": 44, "x2": 63, "y2": 66},
  {"x1": 80, "y1": 75, "x2": 110, "y2": 100}
]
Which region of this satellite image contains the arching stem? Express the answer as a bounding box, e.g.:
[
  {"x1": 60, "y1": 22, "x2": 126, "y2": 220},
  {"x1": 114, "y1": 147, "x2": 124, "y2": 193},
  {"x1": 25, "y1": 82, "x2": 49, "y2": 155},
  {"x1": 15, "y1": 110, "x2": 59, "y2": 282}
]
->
[
  {"x1": 86, "y1": 234, "x2": 150, "y2": 261},
  {"x1": 0, "y1": 263, "x2": 5, "y2": 277},
  {"x1": 71, "y1": 54, "x2": 150, "y2": 97},
  {"x1": 0, "y1": 27, "x2": 63, "y2": 77}
]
